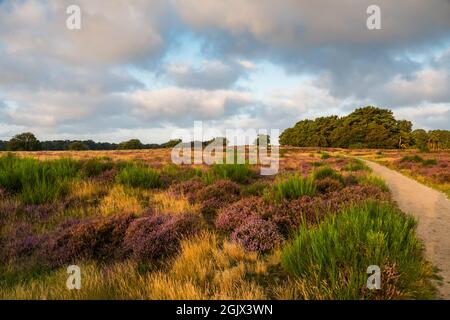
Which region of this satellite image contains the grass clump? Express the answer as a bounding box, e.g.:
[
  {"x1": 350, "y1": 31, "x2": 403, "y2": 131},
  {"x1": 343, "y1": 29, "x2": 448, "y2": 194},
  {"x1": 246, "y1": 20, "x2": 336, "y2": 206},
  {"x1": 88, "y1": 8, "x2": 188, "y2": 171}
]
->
[
  {"x1": 400, "y1": 155, "x2": 437, "y2": 166},
  {"x1": 211, "y1": 164, "x2": 255, "y2": 184},
  {"x1": 0, "y1": 155, "x2": 80, "y2": 204},
  {"x1": 116, "y1": 164, "x2": 161, "y2": 189},
  {"x1": 81, "y1": 158, "x2": 114, "y2": 177},
  {"x1": 281, "y1": 201, "x2": 433, "y2": 299},
  {"x1": 320, "y1": 152, "x2": 331, "y2": 159},
  {"x1": 342, "y1": 159, "x2": 370, "y2": 172},
  {"x1": 312, "y1": 167, "x2": 344, "y2": 183},
  {"x1": 272, "y1": 174, "x2": 316, "y2": 201},
  {"x1": 358, "y1": 174, "x2": 389, "y2": 192}
]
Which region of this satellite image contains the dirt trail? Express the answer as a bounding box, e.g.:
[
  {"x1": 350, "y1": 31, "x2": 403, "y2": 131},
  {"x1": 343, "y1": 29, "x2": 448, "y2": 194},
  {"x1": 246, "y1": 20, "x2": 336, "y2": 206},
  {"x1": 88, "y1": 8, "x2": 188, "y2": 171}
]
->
[{"x1": 363, "y1": 160, "x2": 450, "y2": 299}]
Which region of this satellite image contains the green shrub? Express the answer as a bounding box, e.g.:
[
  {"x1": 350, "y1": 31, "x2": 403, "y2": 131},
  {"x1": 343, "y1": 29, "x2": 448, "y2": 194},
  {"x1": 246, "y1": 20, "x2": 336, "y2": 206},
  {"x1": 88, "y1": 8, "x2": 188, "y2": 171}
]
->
[
  {"x1": 281, "y1": 201, "x2": 428, "y2": 299},
  {"x1": 211, "y1": 164, "x2": 255, "y2": 184},
  {"x1": 81, "y1": 158, "x2": 114, "y2": 177},
  {"x1": 116, "y1": 164, "x2": 161, "y2": 189},
  {"x1": 312, "y1": 167, "x2": 344, "y2": 183},
  {"x1": 357, "y1": 175, "x2": 389, "y2": 192},
  {"x1": 321, "y1": 152, "x2": 331, "y2": 159},
  {"x1": 272, "y1": 174, "x2": 316, "y2": 201},
  {"x1": 400, "y1": 155, "x2": 424, "y2": 163},
  {"x1": 342, "y1": 159, "x2": 370, "y2": 172},
  {"x1": 422, "y1": 159, "x2": 437, "y2": 166},
  {"x1": 311, "y1": 161, "x2": 325, "y2": 167}
]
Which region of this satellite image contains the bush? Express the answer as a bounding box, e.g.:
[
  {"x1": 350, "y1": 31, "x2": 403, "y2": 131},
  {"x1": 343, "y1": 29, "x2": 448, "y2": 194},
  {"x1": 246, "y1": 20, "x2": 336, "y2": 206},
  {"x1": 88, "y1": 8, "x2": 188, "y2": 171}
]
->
[
  {"x1": 215, "y1": 197, "x2": 264, "y2": 232},
  {"x1": 320, "y1": 152, "x2": 331, "y2": 159},
  {"x1": 231, "y1": 216, "x2": 283, "y2": 253},
  {"x1": 358, "y1": 175, "x2": 389, "y2": 192},
  {"x1": 272, "y1": 174, "x2": 316, "y2": 201},
  {"x1": 211, "y1": 164, "x2": 255, "y2": 184},
  {"x1": 123, "y1": 213, "x2": 200, "y2": 262},
  {"x1": 116, "y1": 164, "x2": 161, "y2": 189},
  {"x1": 342, "y1": 159, "x2": 370, "y2": 172},
  {"x1": 81, "y1": 158, "x2": 114, "y2": 177},
  {"x1": 281, "y1": 201, "x2": 425, "y2": 299},
  {"x1": 400, "y1": 155, "x2": 424, "y2": 163},
  {"x1": 312, "y1": 167, "x2": 344, "y2": 183},
  {"x1": 422, "y1": 159, "x2": 437, "y2": 166},
  {"x1": 195, "y1": 180, "x2": 241, "y2": 218},
  {"x1": 39, "y1": 214, "x2": 135, "y2": 266},
  {"x1": 314, "y1": 177, "x2": 343, "y2": 194}
]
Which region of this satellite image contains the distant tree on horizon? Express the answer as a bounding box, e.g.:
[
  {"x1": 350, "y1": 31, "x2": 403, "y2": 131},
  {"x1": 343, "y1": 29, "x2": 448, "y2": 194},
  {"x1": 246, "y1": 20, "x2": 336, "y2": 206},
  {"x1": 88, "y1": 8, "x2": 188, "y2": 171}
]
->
[
  {"x1": 7, "y1": 132, "x2": 41, "y2": 151},
  {"x1": 117, "y1": 139, "x2": 144, "y2": 150},
  {"x1": 68, "y1": 141, "x2": 88, "y2": 151}
]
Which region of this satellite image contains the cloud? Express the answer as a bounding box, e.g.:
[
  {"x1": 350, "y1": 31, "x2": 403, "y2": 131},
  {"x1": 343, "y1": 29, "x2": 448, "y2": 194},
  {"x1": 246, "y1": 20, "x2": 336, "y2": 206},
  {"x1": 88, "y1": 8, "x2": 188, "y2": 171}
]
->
[{"x1": 165, "y1": 59, "x2": 247, "y2": 89}]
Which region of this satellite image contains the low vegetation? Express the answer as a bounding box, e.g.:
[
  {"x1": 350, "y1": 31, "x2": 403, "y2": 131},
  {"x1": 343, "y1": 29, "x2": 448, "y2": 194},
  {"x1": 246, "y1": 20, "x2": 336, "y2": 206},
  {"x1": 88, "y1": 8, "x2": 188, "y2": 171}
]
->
[{"x1": 0, "y1": 150, "x2": 437, "y2": 300}]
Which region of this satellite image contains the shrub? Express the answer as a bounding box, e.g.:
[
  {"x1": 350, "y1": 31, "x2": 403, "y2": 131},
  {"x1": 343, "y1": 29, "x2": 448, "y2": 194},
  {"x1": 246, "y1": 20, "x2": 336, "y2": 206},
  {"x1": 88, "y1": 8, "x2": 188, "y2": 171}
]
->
[
  {"x1": 39, "y1": 214, "x2": 135, "y2": 266},
  {"x1": 81, "y1": 158, "x2": 114, "y2": 177},
  {"x1": 195, "y1": 180, "x2": 241, "y2": 218},
  {"x1": 358, "y1": 175, "x2": 389, "y2": 192},
  {"x1": 400, "y1": 155, "x2": 424, "y2": 163},
  {"x1": 231, "y1": 216, "x2": 283, "y2": 253},
  {"x1": 281, "y1": 201, "x2": 426, "y2": 299},
  {"x1": 211, "y1": 164, "x2": 255, "y2": 184},
  {"x1": 312, "y1": 167, "x2": 344, "y2": 183},
  {"x1": 272, "y1": 174, "x2": 316, "y2": 201},
  {"x1": 342, "y1": 159, "x2": 370, "y2": 172},
  {"x1": 422, "y1": 159, "x2": 437, "y2": 166},
  {"x1": 314, "y1": 177, "x2": 343, "y2": 194},
  {"x1": 320, "y1": 152, "x2": 330, "y2": 159},
  {"x1": 241, "y1": 181, "x2": 270, "y2": 197},
  {"x1": 116, "y1": 164, "x2": 161, "y2": 189},
  {"x1": 215, "y1": 197, "x2": 263, "y2": 232},
  {"x1": 170, "y1": 178, "x2": 206, "y2": 202},
  {"x1": 123, "y1": 213, "x2": 200, "y2": 262}
]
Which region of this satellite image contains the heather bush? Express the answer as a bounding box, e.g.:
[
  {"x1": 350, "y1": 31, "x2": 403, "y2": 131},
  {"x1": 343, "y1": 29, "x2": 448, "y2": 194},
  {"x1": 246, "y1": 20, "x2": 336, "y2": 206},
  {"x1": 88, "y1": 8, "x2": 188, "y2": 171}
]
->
[
  {"x1": 241, "y1": 181, "x2": 270, "y2": 197},
  {"x1": 123, "y1": 213, "x2": 200, "y2": 262},
  {"x1": 281, "y1": 201, "x2": 427, "y2": 299},
  {"x1": 231, "y1": 216, "x2": 283, "y2": 253},
  {"x1": 38, "y1": 213, "x2": 135, "y2": 266},
  {"x1": 215, "y1": 197, "x2": 264, "y2": 232},
  {"x1": 116, "y1": 164, "x2": 161, "y2": 189},
  {"x1": 314, "y1": 177, "x2": 343, "y2": 194},
  {"x1": 1, "y1": 223, "x2": 39, "y2": 263},
  {"x1": 195, "y1": 180, "x2": 241, "y2": 218},
  {"x1": 170, "y1": 177, "x2": 206, "y2": 203},
  {"x1": 358, "y1": 175, "x2": 390, "y2": 192}
]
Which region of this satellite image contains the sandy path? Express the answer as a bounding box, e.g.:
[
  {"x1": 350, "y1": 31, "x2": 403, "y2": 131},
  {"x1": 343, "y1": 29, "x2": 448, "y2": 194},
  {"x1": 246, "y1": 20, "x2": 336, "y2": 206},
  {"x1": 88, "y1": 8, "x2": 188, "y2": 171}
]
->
[{"x1": 363, "y1": 160, "x2": 450, "y2": 299}]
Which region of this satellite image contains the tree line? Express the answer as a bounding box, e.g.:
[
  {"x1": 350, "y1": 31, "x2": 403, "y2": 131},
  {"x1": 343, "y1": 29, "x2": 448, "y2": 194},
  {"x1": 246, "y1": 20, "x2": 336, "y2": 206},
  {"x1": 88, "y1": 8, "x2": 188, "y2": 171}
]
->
[
  {"x1": 280, "y1": 106, "x2": 450, "y2": 150},
  {"x1": 0, "y1": 133, "x2": 183, "y2": 151}
]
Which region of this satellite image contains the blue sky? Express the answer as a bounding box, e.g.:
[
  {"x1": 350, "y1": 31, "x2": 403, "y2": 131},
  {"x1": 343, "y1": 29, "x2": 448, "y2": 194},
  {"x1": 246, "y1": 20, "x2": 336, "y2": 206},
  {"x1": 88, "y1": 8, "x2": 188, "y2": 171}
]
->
[{"x1": 0, "y1": 0, "x2": 449, "y2": 143}]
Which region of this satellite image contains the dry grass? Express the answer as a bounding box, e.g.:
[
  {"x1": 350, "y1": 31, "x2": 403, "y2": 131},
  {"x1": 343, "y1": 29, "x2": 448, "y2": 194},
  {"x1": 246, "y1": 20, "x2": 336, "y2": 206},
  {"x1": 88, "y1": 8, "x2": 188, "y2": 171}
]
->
[
  {"x1": 99, "y1": 185, "x2": 144, "y2": 216},
  {"x1": 151, "y1": 191, "x2": 200, "y2": 215}
]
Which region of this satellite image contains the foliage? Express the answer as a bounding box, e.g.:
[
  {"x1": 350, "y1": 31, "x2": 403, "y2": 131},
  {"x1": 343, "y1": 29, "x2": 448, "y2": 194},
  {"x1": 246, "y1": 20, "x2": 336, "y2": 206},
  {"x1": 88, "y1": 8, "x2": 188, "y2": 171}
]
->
[
  {"x1": 116, "y1": 164, "x2": 161, "y2": 189},
  {"x1": 7, "y1": 132, "x2": 41, "y2": 151},
  {"x1": 281, "y1": 201, "x2": 428, "y2": 299},
  {"x1": 272, "y1": 174, "x2": 316, "y2": 201},
  {"x1": 67, "y1": 141, "x2": 88, "y2": 151},
  {"x1": 117, "y1": 139, "x2": 144, "y2": 150},
  {"x1": 211, "y1": 164, "x2": 255, "y2": 184}
]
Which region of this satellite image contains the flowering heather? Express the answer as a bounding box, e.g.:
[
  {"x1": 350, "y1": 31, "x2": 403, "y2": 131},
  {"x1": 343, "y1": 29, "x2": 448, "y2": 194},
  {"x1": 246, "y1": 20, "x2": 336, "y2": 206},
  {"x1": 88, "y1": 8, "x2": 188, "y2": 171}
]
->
[
  {"x1": 195, "y1": 179, "x2": 241, "y2": 218},
  {"x1": 314, "y1": 177, "x2": 344, "y2": 194},
  {"x1": 123, "y1": 213, "x2": 200, "y2": 262},
  {"x1": 170, "y1": 177, "x2": 206, "y2": 202},
  {"x1": 215, "y1": 197, "x2": 264, "y2": 232},
  {"x1": 231, "y1": 216, "x2": 283, "y2": 253},
  {"x1": 0, "y1": 223, "x2": 38, "y2": 263},
  {"x1": 38, "y1": 213, "x2": 135, "y2": 267}
]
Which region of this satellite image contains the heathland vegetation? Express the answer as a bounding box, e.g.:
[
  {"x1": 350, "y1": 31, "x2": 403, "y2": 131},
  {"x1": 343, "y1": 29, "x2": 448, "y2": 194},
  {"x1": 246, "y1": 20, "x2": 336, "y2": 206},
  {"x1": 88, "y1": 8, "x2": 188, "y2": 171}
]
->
[{"x1": 0, "y1": 150, "x2": 437, "y2": 299}]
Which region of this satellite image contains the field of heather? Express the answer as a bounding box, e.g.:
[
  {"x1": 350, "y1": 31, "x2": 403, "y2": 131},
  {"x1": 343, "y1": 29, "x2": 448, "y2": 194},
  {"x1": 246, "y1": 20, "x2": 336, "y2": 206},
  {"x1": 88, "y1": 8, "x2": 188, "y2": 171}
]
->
[
  {"x1": 345, "y1": 149, "x2": 450, "y2": 198},
  {"x1": 0, "y1": 149, "x2": 437, "y2": 299}
]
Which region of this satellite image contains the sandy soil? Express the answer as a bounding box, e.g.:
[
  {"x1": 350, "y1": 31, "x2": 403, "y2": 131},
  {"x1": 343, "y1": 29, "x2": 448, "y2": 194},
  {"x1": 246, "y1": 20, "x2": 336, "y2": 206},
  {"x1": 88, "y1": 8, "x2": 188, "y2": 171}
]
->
[{"x1": 364, "y1": 160, "x2": 450, "y2": 299}]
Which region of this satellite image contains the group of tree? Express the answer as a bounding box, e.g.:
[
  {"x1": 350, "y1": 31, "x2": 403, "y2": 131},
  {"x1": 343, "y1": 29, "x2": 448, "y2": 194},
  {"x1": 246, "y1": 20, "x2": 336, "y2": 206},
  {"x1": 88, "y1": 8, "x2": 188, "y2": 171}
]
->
[
  {"x1": 0, "y1": 133, "x2": 178, "y2": 151},
  {"x1": 280, "y1": 106, "x2": 450, "y2": 149}
]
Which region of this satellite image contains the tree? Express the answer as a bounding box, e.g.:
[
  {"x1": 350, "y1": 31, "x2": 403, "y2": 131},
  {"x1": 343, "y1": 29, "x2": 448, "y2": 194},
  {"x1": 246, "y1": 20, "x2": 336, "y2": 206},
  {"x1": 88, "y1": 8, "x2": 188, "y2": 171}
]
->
[
  {"x1": 68, "y1": 141, "x2": 88, "y2": 151},
  {"x1": 7, "y1": 132, "x2": 41, "y2": 151},
  {"x1": 117, "y1": 139, "x2": 143, "y2": 150},
  {"x1": 160, "y1": 139, "x2": 182, "y2": 148},
  {"x1": 412, "y1": 129, "x2": 429, "y2": 151}
]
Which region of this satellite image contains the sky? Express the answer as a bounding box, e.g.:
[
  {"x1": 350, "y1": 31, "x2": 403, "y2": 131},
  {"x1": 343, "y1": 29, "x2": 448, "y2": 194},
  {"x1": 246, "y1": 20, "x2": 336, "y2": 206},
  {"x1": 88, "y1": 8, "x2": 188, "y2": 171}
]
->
[{"x1": 0, "y1": 0, "x2": 449, "y2": 143}]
